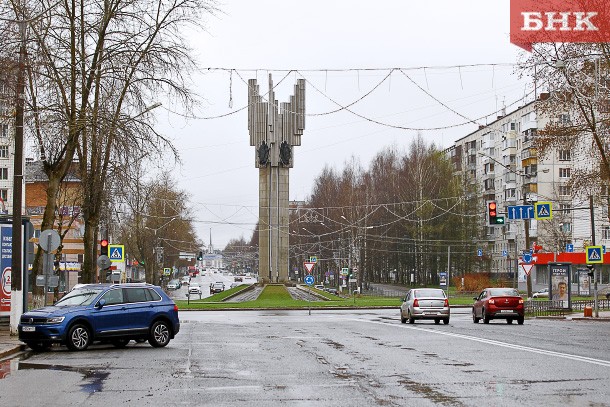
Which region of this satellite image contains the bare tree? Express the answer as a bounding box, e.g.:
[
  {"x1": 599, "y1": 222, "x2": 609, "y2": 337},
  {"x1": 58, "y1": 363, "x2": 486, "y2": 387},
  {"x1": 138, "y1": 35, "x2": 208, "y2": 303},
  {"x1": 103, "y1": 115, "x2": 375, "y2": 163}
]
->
[
  {"x1": 118, "y1": 171, "x2": 200, "y2": 284},
  {"x1": 0, "y1": 0, "x2": 219, "y2": 286}
]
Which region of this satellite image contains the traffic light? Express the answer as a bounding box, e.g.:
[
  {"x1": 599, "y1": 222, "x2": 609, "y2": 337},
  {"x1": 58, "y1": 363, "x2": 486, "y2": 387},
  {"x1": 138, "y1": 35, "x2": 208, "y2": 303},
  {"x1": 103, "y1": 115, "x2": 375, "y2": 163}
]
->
[
  {"x1": 100, "y1": 239, "x2": 109, "y2": 256},
  {"x1": 197, "y1": 251, "x2": 203, "y2": 261},
  {"x1": 586, "y1": 264, "x2": 594, "y2": 278},
  {"x1": 487, "y1": 201, "x2": 505, "y2": 225}
]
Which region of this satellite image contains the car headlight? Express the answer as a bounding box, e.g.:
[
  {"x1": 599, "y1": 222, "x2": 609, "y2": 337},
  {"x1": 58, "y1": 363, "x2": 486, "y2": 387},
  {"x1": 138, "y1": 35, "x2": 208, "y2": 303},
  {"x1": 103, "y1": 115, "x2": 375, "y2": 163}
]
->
[{"x1": 46, "y1": 316, "x2": 65, "y2": 324}]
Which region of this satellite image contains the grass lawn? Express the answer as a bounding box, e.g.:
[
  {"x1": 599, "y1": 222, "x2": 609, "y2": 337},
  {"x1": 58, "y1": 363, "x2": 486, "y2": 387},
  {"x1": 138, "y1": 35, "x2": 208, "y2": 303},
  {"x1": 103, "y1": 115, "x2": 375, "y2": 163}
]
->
[{"x1": 175, "y1": 284, "x2": 478, "y2": 310}]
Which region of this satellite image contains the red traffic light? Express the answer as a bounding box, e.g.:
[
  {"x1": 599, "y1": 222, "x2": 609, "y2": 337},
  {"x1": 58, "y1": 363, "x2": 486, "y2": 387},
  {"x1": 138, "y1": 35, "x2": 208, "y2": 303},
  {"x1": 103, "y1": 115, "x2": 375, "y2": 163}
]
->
[
  {"x1": 100, "y1": 239, "x2": 109, "y2": 247},
  {"x1": 488, "y1": 202, "x2": 497, "y2": 216}
]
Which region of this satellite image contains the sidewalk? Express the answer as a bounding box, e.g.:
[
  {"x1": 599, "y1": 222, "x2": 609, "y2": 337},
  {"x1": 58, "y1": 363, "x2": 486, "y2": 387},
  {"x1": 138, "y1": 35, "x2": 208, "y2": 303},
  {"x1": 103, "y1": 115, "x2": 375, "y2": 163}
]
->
[{"x1": 0, "y1": 328, "x2": 25, "y2": 360}]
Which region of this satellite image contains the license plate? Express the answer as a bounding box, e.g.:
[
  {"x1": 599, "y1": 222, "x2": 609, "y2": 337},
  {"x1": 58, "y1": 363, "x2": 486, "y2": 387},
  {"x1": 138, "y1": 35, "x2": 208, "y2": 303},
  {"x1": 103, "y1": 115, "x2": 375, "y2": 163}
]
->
[
  {"x1": 500, "y1": 310, "x2": 514, "y2": 313},
  {"x1": 22, "y1": 326, "x2": 35, "y2": 332},
  {"x1": 424, "y1": 312, "x2": 438, "y2": 315}
]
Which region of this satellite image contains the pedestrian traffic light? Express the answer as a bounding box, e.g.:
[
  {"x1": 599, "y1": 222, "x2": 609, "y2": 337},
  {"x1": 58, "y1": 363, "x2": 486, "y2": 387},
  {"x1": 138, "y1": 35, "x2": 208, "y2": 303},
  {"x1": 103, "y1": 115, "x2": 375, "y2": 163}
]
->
[
  {"x1": 100, "y1": 239, "x2": 109, "y2": 256},
  {"x1": 197, "y1": 251, "x2": 203, "y2": 261},
  {"x1": 487, "y1": 201, "x2": 505, "y2": 225},
  {"x1": 586, "y1": 264, "x2": 594, "y2": 278}
]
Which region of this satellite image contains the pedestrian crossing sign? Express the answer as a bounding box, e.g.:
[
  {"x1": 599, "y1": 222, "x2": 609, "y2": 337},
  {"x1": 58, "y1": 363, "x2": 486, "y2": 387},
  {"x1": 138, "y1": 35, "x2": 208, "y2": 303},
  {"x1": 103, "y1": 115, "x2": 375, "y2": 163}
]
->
[
  {"x1": 586, "y1": 246, "x2": 603, "y2": 264},
  {"x1": 109, "y1": 244, "x2": 125, "y2": 262},
  {"x1": 534, "y1": 202, "x2": 552, "y2": 220}
]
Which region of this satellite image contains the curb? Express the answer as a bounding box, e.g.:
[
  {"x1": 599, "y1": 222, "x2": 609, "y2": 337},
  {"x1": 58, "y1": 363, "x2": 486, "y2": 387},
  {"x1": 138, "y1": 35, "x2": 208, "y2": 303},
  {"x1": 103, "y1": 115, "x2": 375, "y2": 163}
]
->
[{"x1": 0, "y1": 344, "x2": 25, "y2": 360}]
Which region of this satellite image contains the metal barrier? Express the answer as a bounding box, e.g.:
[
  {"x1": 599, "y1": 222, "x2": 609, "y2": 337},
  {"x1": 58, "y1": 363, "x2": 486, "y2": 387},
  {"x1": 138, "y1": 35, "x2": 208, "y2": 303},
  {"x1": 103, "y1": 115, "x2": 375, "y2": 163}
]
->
[
  {"x1": 570, "y1": 299, "x2": 610, "y2": 311},
  {"x1": 525, "y1": 300, "x2": 569, "y2": 317}
]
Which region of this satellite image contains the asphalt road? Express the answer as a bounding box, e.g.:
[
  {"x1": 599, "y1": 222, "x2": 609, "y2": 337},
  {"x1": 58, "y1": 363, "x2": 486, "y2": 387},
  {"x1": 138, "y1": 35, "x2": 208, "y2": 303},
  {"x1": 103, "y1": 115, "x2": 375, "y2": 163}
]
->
[{"x1": 0, "y1": 308, "x2": 609, "y2": 406}]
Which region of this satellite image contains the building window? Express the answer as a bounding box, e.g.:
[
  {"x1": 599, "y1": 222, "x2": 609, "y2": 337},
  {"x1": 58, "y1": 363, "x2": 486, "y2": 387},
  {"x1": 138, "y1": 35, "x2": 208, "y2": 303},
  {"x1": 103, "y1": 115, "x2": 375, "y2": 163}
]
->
[
  {"x1": 559, "y1": 185, "x2": 571, "y2": 196},
  {"x1": 561, "y1": 223, "x2": 572, "y2": 233},
  {"x1": 0, "y1": 189, "x2": 6, "y2": 201},
  {"x1": 0, "y1": 124, "x2": 8, "y2": 138},
  {"x1": 603, "y1": 227, "x2": 610, "y2": 240},
  {"x1": 559, "y1": 168, "x2": 571, "y2": 178},
  {"x1": 559, "y1": 114, "x2": 571, "y2": 124},
  {"x1": 0, "y1": 146, "x2": 8, "y2": 158},
  {"x1": 558, "y1": 150, "x2": 571, "y2": 161},
  {"x1": 505, "y1": 188, "x2": 516, "y2": 200},
  {"x1": 0, "y1": 168, "x2": 8, "y2": 180}
]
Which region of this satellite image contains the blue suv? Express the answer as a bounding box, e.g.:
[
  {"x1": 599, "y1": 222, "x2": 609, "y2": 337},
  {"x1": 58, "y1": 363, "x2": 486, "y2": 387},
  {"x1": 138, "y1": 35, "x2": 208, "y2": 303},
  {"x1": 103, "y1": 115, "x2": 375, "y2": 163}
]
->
[{"x1": 18, "y1": 283, "x2": 180, "y2": 351}]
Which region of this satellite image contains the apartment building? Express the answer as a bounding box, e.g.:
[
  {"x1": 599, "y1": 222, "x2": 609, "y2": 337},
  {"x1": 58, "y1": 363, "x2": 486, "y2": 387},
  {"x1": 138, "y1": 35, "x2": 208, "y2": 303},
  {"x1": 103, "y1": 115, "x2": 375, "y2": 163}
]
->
[
  {"x1": 450, "y1": 95, "x2": 610, "y2": 286},
  {"x1": 0, "y1": 73, "x2": 15, "y2": 213}
]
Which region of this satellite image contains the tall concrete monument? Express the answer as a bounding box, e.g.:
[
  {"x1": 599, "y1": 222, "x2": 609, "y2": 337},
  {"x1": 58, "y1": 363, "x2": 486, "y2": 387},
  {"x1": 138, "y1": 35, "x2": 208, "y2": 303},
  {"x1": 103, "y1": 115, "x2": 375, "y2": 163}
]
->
[{"x1": 248, "y1": 75, "x2": 305, "y2": 283}]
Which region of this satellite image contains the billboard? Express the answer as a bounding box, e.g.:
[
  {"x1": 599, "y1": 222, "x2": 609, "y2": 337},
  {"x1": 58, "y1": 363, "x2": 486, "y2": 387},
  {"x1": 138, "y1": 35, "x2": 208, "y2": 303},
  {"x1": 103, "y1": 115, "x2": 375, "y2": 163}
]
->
[
  {"x1": 0, "y1": 225, "x2": 12, "y2": 315},
  {"x1": 549, "y1": 263, "x2": 571, "y2": 309}
]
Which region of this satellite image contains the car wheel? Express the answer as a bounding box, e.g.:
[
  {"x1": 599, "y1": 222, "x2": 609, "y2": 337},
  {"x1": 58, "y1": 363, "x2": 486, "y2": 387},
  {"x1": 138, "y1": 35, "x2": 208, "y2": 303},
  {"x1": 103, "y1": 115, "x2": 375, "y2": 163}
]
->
[
  {"x1": 507, "y1": 318, "x2": 513, "y2": 324},
  {"x1": 408, "y1": 311, "x2": 415, "y2": 324},
  {"x1": 400, "y1": 311, "x2": 407, "y2": 324},
  {"x1": 482, "y1": 309, "x2": 490, "y2": 324},
  {"x1": 517, "y1": 317, "x2": 524, "y2": 325},
  {"x1": 66, "y1": 324, "x2": 91, "y2": 351},
  {"x1": 443, "y1": 318, "x2": 449, "y2": 325},
  {"x1": 472, "y1": 310, "x2": 480, "y2": 323},
  {"x1": 434, "y1": 319, "x2": 440, "y2": 324},
  {"x1": 26, "y1": 341, "x2": 50, "y2": 352},
  {"x1": 149, "y1": 320, "x2": 171, "y2": 348},
  {"x1": 112, "y1": 339, "x2": 130, "y2": 348}
]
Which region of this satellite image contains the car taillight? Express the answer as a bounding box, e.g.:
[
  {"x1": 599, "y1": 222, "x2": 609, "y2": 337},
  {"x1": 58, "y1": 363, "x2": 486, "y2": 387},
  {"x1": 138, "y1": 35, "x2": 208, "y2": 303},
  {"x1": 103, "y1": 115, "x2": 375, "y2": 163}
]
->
[
  {"x1": 174, "y1": 305, "x2": 179, "y2": 312},
  {"x1": 413, "y1": 299, "x2": 419, "y2": 307},
  {"x1": 444, "y1": 299, "x2": 449, "y2": 307},
  {"x1": 488, "y1": 299, "x2": 495, "y2": 304}
]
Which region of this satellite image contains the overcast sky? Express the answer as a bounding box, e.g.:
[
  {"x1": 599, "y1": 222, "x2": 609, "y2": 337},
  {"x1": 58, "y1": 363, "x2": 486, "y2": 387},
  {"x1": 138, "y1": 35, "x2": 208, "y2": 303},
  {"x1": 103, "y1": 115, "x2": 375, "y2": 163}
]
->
[{"x1": 157, "y1": 0, "x2": 529, "y2": 249}]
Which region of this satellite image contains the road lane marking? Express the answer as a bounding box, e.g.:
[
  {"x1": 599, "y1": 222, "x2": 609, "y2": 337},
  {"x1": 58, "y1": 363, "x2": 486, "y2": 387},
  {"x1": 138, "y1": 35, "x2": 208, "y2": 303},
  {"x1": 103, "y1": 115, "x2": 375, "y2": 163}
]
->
[{"x1": 351, "y1": 319, "x2": 610, "y2": 368}]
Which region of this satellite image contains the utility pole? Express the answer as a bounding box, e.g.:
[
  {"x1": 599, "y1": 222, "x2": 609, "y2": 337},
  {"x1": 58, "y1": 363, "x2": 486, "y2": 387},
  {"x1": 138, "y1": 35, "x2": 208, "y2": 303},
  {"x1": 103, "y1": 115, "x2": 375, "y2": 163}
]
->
[
  {"x1": 523, "y1": 180, "x2": 532, "y2": 298},
  {"x1": 10, "y1": 16, "x2": 26, "y2": 332}
]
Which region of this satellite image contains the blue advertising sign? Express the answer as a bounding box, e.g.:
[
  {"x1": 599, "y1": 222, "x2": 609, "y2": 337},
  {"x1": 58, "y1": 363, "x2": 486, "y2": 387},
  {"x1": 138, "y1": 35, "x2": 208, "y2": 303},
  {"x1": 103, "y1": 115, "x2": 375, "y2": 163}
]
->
[
  {"x1": 0, "y1": 225, "x2": 12, "y2": 315},
  {"x1": 439, "y1": 272, "x2": 448, "y2": 287}
]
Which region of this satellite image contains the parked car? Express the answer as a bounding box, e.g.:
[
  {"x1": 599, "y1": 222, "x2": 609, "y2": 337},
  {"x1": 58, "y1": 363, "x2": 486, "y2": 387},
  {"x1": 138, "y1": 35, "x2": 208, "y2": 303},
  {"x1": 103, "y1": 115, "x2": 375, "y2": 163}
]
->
[
  {"x1": 314, "y1": 284, "x2": 325, "y2": 290},
  {"x1": 18, "y1": 283, "x2": 180, "y2": 351},
  {"x1": 532, "y1": 288, "x2": 549, "y2": 298},
  {"x1": 166, "y1": 280, "x2": 180, "y2": 290},
  {"x1": 188, "y1": 283, "x2": 202, "y2": 299},
  {"x1": 327, "y1": 288, "x2": 338, "y2": 295},
  {"x1": 400, "y1": 288, "x2": 450, "y2": 324},
  {"x1": 472, "y1": 287, "x2": 524, "y2": 324},
  {"x1": 210, "y1": 282, "x2": 225, "y2": 294},
  {"x1": 234, "y1": 276, "x2": 243, "y2": 282}
]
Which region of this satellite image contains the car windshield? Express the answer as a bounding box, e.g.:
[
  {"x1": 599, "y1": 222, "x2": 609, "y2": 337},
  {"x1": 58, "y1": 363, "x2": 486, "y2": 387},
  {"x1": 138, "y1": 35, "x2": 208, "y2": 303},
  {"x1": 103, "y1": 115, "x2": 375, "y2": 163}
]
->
[
  {"x1": 414, "y1": 289, "x2": 445, "y2": 298},
  {"x1": 489, "y1": 288, "x2": 520, "y2": 297},
  {"x1": 55, "y1": 288, "x2": 105, "y2": 306}
]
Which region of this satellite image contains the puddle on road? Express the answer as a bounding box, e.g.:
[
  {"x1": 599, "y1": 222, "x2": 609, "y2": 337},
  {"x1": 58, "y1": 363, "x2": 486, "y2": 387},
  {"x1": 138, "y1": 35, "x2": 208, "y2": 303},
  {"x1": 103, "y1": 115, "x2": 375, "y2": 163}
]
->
[{"x1": 0, "y1": 358, "x2": 109, "y2": 394}]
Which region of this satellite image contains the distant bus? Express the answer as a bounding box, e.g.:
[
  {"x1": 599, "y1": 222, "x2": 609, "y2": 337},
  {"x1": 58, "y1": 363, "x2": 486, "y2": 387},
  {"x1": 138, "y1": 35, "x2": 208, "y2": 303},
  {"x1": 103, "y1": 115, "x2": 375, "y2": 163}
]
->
[{"x1": 188, "y1": 266, "x2": 199, "y2": 277}]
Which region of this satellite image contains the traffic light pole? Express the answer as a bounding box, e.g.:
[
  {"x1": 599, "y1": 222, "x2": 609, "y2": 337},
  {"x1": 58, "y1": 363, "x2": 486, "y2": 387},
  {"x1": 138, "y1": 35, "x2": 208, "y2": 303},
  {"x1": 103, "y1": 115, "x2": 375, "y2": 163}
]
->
[{"x1": 590, "y1": 195, "x2": 599, "y2": 318}]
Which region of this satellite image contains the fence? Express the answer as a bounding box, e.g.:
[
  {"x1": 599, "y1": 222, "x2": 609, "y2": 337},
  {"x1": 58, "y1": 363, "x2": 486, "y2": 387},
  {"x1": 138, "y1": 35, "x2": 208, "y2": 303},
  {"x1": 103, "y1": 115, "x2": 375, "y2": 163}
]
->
[
  {"x1": 525, "y1": 300, "x2": 569, "y2": 317},
  {"x1": 525, "y1": 299, "x2": 610, "y2": 316}
]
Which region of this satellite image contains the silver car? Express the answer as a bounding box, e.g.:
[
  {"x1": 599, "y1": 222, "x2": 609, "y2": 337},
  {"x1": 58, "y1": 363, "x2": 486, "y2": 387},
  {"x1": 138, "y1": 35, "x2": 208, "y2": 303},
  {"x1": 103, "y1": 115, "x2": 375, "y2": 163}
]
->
[{"x1": 400, "y1": 288, "x2": 450, "y2": 324}]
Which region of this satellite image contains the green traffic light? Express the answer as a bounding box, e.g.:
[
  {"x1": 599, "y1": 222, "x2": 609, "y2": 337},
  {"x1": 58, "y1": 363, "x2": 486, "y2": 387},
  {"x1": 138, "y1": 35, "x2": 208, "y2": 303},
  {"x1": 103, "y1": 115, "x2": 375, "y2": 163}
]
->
[{"x1": 495, "y1": 217, "x2": 505, "y2": 224}]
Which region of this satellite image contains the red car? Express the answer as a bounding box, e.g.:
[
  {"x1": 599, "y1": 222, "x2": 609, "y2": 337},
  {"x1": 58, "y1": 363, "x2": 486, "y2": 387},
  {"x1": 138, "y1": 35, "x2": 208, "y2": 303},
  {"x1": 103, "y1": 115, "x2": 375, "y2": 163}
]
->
[{"x1": 472, "y1": 287, "x2": 524, "y2": 325}]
